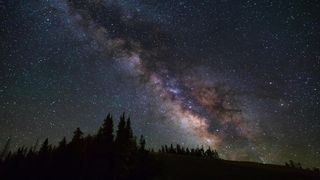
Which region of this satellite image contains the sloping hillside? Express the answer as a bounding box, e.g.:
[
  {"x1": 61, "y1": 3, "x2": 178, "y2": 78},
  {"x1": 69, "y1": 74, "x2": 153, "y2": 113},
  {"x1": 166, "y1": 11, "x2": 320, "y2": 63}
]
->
[{"x1": 153, "y1": 154, "x2": 319, "y2": 179}]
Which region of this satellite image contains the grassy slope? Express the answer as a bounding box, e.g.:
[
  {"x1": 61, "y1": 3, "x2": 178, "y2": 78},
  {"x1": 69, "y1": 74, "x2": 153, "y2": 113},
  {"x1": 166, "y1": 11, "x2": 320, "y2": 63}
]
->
[{"x1": 152, "y1": 154, "x2": 319, "y2": 180}]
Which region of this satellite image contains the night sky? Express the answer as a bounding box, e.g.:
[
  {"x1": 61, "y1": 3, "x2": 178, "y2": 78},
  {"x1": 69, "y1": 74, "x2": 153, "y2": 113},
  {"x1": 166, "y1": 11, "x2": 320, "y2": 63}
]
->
[{"x1": 1, "y1": 0, "x2": 319, "y2": 167}]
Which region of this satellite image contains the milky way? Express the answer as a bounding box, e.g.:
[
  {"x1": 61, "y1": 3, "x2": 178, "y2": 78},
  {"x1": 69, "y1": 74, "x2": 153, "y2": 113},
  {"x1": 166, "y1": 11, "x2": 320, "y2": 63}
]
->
[
  {"x1": 61, "y1": 0, "x2": 260, "y2": 158},
  {"x1": 0, "y1": 0, "x2": 319, "y2": 167}
]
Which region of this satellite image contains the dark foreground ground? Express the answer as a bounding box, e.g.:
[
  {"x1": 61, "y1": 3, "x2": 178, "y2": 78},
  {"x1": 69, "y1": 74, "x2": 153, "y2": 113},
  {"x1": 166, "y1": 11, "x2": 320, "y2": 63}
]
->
[
  {"x1": 153, "y1": 154, "x2": 319, "y2": 180},
  {"x1": 1, "y1": 153, "x2": 318, "y2": 179}
]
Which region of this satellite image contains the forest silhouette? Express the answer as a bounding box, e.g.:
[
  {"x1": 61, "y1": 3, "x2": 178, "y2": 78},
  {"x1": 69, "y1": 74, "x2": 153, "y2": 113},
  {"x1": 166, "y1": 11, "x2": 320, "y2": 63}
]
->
[{"x1": 0, "y1": 113, "x2": 319, "y2": 179}]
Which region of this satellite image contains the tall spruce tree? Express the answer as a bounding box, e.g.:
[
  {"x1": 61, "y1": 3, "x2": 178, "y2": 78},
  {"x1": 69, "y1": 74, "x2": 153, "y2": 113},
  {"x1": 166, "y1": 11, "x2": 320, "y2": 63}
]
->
[
  {"x1": 139, "y1": 135, "x2": 146, "y2": 152},
  {"x1": 115, "y1": 112, "x2": 126, "y2": 147},
  {"x1": 58, "y1": 137, "x2": 67, "y2": 150},
  {"x1": 72, "y1": 128, "x2": 83, "y2": 143},
  {"x1": 98, "y1": 113, "x2": 114, "y2": 145},
  {"x1": 39, "y1": 138, "x2": 50, "y2": 155}
]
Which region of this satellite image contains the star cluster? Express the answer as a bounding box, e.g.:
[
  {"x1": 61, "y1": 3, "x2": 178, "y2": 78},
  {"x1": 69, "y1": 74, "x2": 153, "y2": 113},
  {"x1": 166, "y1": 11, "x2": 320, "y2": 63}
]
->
[{"x1": 0, "y1": 0, "x2": 319, "y2": 167}]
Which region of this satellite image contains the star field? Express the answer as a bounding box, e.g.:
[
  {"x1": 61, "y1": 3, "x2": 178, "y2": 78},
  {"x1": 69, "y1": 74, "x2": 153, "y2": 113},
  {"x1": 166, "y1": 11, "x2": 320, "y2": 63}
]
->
[{"x1": 0, "y1": 0, "x2": 319, "y2": 168}]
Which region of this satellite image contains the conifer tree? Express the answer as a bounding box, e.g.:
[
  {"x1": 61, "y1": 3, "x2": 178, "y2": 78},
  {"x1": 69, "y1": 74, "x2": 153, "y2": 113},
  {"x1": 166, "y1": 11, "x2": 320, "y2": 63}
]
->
[
  {"x1": 139, "y1": 135, "x2": 146, "y2": 152},
  {"x1": 39, "y1": 138, "x2": 50, "y2": 154},
  {"x1": 0, "y1": 137, "x2": 11, "y2": 160},
  {"x1": 98, "y1": 113, "x2": 114, "y2": 145},
  {"x1": 115, "y1": 113, "x2": 126, "y2": 146},
  {"x1": 126, "y1": 117, "x2": 133, "y2": 139},
  {"x1": 58, "y1": 137, "x2": 67, "y2": 150},
  {"x1": 72, "y1": 128, "x2": 83, "y2": 143}
]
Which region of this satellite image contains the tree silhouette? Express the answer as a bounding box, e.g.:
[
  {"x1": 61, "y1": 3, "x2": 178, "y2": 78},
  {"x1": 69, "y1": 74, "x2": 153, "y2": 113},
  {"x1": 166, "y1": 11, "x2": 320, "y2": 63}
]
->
[
  {"x1": 126, "y1": 117, "x2": 133, "y2": 139},
  {"x1": 39, "y1": 138, "x2": 50, "y2": 155},
  {"x1": 139, "y1": 135, "x2": 146, "y2": 152},
  {"x1": 0, "y1": 113, "x2": 226, "y2": 180},
  {"x1": 58, "y1": 137, "x2": 67, "y2": 150},
  {"x1": 115, "y1": 113, "x2": 126, "y2": 148},
  {"x1": 71, "y1": 128, "x2": 83, "y2": 143},
  {"x1": 97, "y1": 113, "x2": 114, "y2": 145},
  {"x1": 0, "y1": 137, "x2": 10, "y2": 160}
]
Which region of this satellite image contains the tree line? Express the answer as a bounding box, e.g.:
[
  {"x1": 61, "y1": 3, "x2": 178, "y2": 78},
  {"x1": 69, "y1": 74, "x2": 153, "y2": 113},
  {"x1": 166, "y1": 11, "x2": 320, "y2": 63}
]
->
[
  {"x1": 159, "y1": 144, "x2": 219, "y2": 160},
  {"x1": 0, "y1": 113, "x2": 220, "y2": 180}
]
